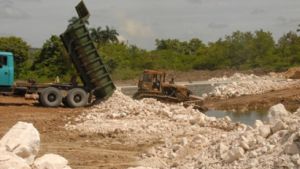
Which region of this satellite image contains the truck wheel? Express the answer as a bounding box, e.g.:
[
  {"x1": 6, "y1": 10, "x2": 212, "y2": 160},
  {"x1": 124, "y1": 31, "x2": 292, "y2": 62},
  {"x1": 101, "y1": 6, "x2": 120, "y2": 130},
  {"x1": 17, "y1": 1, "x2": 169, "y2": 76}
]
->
[
  {"x1": 40, "y1": 87, "x2": 62, "y2": 107},
  {"x1": 66, "y1": 88, "x2": 88, "y2": 108}
]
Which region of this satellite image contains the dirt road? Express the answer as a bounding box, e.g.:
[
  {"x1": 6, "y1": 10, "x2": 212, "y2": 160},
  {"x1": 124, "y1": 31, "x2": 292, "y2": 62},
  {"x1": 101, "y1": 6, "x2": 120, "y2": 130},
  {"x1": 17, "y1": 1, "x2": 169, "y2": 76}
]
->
[{"x1": 0, "y1": 96, "x2": 149, "y2": 169}]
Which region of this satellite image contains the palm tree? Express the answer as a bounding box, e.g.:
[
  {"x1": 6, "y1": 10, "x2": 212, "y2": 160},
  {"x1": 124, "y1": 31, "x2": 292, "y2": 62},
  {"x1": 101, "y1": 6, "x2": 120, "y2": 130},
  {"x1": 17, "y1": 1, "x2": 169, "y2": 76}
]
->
[
  {"x1": 102, "y1": 26, "x2": 119, "y2": 43},
  {"x1": 90, "y1": 27, "x2": 104, "y2": 44},
  {"x1": 90, "y1": 26, "x2": 119, "y2": 45}
]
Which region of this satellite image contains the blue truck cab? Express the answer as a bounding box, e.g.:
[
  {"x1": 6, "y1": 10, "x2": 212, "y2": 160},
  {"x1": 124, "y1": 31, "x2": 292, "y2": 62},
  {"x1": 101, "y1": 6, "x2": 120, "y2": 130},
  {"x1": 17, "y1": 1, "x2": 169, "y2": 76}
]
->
[{"x1": 0, "y1": 51, "x2": 14, "y2": 87}]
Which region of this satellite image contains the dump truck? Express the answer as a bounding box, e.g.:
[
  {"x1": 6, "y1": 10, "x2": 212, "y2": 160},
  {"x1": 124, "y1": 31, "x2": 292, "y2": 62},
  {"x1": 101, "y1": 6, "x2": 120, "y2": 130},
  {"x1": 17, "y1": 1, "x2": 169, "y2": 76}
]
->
[
  {"x1": 0, "y1": 1, "x2": 116, "y2": 108},
  {"x1": 133, "y1": 70, "x2": 206, "y2": 111}
]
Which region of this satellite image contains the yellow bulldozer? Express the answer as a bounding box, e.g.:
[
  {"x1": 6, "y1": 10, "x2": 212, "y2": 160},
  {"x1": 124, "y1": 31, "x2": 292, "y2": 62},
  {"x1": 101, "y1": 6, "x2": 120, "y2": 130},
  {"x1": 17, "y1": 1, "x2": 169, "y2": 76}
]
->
[{"x1": 133, "y1": 70, "x2": 206, "y2": 111}]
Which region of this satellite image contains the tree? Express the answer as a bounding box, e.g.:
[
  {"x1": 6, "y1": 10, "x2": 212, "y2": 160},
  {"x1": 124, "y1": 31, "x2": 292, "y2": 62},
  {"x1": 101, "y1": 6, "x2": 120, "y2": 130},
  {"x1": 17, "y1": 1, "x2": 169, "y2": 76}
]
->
[
  {"x1": 90, "y1": 27, "x2": 103, "y2": 44},
  {"x1": 0, "y1": 36, "x2": 30, "y2": 77},
  {"x1": 277, "y1": 31, "x2": 300, "y2": 66},
  {"x1": 251, "y1": 30, "x2": 276, "y2": 67},
  {"x1": 155, "y1": 38, "x2": 206, "y2": 55},
  {"x1": 90, "y1": 26, "x2": 119, "y2": 45},
  {"x1": 31, "y1": 35, "x2": 74, "y2": 80}
]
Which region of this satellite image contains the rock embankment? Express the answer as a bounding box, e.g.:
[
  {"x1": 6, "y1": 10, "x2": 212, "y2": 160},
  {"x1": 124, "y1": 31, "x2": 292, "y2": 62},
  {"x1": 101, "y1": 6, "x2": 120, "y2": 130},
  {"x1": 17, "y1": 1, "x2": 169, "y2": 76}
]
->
[
  {"x1": 205, "y1": 73, "x2": 300, "y2": 98},
  {"x1": 66, "y1": 89, "x2": 300, "y2": 169},
  {"x1": 0, "y1": 122, "x2": 72, "y2": 169}
]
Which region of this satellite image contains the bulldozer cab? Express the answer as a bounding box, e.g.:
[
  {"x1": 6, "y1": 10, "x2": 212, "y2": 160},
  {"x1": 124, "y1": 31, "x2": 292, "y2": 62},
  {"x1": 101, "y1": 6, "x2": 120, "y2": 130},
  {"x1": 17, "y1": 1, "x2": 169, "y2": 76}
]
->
[{"x1": 138, "y1": 70, "x2": 166, "y2": 91}]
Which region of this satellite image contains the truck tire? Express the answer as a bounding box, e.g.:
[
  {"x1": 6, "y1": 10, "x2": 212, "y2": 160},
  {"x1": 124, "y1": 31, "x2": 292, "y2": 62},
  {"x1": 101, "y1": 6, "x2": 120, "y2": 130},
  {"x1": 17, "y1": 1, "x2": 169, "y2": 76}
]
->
[
  {"x1": 66, "y1": 88, "x2": 88, "y2": 108},
  {"x1": 40, "y1": 87, "x2": 62, "y2": 107}
]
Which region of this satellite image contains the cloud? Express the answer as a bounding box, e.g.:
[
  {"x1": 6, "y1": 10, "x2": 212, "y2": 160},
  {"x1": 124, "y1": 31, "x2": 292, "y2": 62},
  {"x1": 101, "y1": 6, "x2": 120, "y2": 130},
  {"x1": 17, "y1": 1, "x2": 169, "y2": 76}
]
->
[
  {"x1": 121, "y1": 17, "x2": 154, "y2": 38},
  {"x1": 208, "y1": 23, "x2": 228, "y2": 29},
  {"x1": 251, "y1": 9, "x2": 265, "y2": 15},
  {"x1": 117, "y1": 35, "x2": 127, "y2": 43},
  {"x1": 0, "y1": 0, "x2": 29, "y2": 19},
  {"x1": 187, "y1": 0, "x2": 203, "y2": 4},
  {"x1": 276, "y1": 16, "x2": 300, "y2": 26}
]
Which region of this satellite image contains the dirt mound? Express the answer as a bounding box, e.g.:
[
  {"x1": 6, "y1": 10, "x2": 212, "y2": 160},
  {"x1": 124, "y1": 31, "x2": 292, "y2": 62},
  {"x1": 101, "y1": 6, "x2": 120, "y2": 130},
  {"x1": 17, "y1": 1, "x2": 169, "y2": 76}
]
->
[{"x1": 284, "y1": 67, "x2": 300, "y2": 79}]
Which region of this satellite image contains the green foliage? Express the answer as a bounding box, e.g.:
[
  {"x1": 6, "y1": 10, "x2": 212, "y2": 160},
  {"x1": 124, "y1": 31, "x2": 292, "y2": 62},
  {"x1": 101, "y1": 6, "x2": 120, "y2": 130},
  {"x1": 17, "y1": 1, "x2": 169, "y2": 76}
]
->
[
  {"x1": 194, "y1": 30, "x2": 280, "y2": 70},
  {"x1": 155, "y1": 38, "x2": 206, "y2": 55},
  {"x1": 94, "y1": 30, "x2": 300, "y2": 79},
  {"x1": 90, "y1": 26, "x2": 119, "y2": 47},
  {"x1": 3, "y1": 28, "x2": 300, "y2": 82},
  {"x1": 0, "y1": 36, "x2": 30, "y2": 77},
  {"x1": 31, "y1": 35, "x2": 74, "y2": 82}
]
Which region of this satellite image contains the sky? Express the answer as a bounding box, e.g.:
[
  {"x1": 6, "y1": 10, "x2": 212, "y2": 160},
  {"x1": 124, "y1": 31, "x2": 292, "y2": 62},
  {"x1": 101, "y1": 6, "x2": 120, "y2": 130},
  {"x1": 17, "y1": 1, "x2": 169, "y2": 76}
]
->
[{"x1": 0, "y1": 0, "x2": 299, "y2": 50}]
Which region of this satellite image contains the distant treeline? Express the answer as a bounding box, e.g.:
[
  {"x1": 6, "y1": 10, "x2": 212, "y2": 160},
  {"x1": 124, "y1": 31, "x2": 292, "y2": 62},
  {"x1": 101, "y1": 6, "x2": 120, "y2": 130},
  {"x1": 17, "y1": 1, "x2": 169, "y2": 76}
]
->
[{"x1": 0, "y1": 28, "x2": 299, "y2": 81}]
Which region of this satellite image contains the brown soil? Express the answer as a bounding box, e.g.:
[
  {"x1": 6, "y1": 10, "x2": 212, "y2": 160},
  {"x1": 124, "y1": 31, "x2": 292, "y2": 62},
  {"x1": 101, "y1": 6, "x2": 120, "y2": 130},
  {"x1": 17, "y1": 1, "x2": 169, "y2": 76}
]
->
[
  {"x1": 1, "y1": 85, "x2": 300, "y2": 169},
  {"x1": 0, "y1": 96, "x2": 149, "y2": 169},
  {"x1": 204, "y1": 87, "x2": 300, "y2": 113}
]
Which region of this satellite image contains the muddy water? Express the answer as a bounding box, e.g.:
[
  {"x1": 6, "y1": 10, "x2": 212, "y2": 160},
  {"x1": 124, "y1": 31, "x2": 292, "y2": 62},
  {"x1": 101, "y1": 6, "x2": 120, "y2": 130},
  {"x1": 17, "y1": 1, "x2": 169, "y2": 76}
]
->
[
  {"x1": 121, "y1": 84, "x2": 268, "y2": 126},
  {"x1": 205, "y1": 110, "x2": 268, "y2": 126}
]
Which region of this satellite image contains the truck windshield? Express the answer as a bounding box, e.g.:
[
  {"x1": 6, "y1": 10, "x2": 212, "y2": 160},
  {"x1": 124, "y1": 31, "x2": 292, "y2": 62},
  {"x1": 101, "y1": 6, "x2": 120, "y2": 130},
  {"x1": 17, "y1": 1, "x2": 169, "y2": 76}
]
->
[{"x1": 0, "y1": 56, "x2": 7, "y2": 66}]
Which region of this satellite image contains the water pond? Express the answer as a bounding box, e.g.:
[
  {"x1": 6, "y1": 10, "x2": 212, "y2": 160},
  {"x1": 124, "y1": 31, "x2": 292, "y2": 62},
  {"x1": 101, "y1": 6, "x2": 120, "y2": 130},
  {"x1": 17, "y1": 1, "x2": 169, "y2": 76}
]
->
[{"x1": 205, "y1": 110, "x2": 268, "y2": 126}]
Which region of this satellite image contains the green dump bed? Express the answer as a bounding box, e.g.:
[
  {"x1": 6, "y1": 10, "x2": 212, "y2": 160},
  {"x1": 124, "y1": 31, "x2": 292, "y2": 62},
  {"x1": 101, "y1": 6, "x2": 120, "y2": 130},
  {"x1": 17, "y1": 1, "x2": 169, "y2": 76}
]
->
[{"x1": 60, "y1": 1, "x2": 116, "y2": 99}]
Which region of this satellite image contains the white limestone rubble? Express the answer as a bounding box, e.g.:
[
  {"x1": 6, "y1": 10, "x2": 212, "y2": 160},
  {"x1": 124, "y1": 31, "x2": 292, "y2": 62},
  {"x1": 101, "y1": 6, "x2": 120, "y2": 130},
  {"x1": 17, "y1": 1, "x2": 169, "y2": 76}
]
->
[
  {"x1": 0, "y1": 122, "x2": 40, "y2": 165},
  {"x1": 32, "y1": 154, "x2": 71, "y2": 169},
  {"x1": 206, "y1": 73, "x2": 300, "y2": 98},
  {"x1": 65, "y1": 90, "x2": 300, "y2": 169},
  {"x1": 0, "y1": 122, "x2": 72, "y2": 169},
  {"x1": 0, "y1": 150, "x2": 31, "y2": 169}
]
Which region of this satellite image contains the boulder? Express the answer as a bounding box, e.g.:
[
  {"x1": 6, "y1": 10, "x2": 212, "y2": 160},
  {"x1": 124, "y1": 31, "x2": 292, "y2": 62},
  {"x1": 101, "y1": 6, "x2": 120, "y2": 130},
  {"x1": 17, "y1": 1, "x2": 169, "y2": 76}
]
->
[
  {"x1": 32, "y1": 154, "x2": 72, "y2": 169},
  {"x1": 222, "y1": 147, "x2": 245, "y2": 163},
  {"x1": 0, "y1": 150, "x2": 31, "y2": 169},
  {"x1": 219, "y1": 143, "x2": 229, "y2": 159},
  {"x1": 267, "y1": 104, "x2": 289, "y2": 123},
  {"x1": 258, "y1": 125, "x2": 271, "y2": 138},
  {"x1": 284, "y1": 132, "x2": 300, "y2": 155},
  {"x1": 239, "y1": 141, "x2": 250, "y2": 150},
  {"x1": 254, "y1": 120, "x2": 264, "y2": 128},
  {"x1": 294, "y1": 108, "x2": 300, "y2": 117},
  {"x1": 285, "y1": 143, "x2": 300, "y2": 155},
  {"x1": 271, "y1": 121, "x2": 288, "y2": 134},
  {"x1": 0, "y1": 122, "x2": 40, "y2": 165},
  {"x1": 193, "y1": 135, "x2": 208, "y2": 144}
]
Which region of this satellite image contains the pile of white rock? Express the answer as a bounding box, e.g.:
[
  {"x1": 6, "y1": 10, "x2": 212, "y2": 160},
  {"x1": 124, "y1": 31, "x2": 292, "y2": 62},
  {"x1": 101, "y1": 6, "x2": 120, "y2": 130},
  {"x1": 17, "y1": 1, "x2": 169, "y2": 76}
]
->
[
  {"x1": 65, "y1": 89, "x2": 222, "y2": 138},
  {"x1": 66, "y1": 88, "x2": 300, "y2": 169},
  {"x1": 188, "y1": 104, "x2": 300, "y2": 169},
  {"x1": 208, "y1": 73, "x2": 269, "y2": 83},
  {"x1": 64, "y1": 90, "x2": 242, "y2": 168},
  {"x1": 130, "y1": 104, "x2": 300, "y2": 169},
  {"x1": 206, "y1": 73, "x2": 300, "y2": 98},
  {"x1": 0, "y1": 122, "x2": 72, "y2": 169}
]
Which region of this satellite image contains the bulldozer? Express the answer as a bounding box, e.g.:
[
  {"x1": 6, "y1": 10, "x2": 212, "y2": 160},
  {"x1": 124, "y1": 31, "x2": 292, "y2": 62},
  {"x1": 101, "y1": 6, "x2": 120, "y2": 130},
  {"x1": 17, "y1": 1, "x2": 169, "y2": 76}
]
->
[{"x1": 133, "y1": 70, "x2": 206, "y2": 111}]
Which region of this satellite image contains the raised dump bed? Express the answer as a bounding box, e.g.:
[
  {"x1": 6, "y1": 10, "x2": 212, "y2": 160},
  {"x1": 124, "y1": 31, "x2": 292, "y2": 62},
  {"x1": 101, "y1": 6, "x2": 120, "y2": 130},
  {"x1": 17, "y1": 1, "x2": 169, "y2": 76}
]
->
[
  {"x1": 0, "y1": 1, "x2": 115, "y2": 108},
  {"x1": 60, "y1": 1, "x2": 116, "y2": 100}
]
